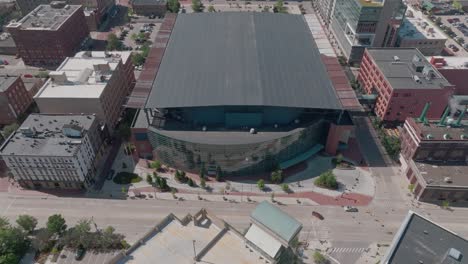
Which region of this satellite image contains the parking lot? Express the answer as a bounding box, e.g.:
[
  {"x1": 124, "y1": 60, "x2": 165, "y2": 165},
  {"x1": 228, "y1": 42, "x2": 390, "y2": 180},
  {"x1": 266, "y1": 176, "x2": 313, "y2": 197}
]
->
[
  {"x1": 55, "y1": 249, "x2": 118, "y2": 264},
  {"x1": 435, "y1": 15, "x2": 468, "y2": 55},
  {"x1": 120, "y1": 22, "x2": 161, "y2": 49}
]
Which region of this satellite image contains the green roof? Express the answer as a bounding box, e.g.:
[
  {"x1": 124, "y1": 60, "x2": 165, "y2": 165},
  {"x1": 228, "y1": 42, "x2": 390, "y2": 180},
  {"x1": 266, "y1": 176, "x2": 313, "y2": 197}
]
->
[{"x1": 251, "y1": 201, "x2": 302, "y2": 243}]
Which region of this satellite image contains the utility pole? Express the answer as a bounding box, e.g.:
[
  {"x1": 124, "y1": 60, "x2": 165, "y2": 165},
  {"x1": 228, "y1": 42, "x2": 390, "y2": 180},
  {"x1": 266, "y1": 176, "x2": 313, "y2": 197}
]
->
[{"x1": 192, "y1": 240, "x2": 197, "y2": 261}]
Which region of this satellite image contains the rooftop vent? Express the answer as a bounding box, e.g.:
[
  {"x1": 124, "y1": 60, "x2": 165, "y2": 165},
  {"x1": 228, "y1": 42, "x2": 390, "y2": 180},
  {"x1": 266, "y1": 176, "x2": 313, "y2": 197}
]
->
[
  {"x1": 449, "y1": 248, "x2": 462, "y2": 260},
  {"x1": 461, "y1": 134, "x2": 468, "y2": 140},
  {"x1": 49, "y1": 71, "x2": 68, "y2": 84},
  {"x1": 444, "y1": 177, "x2": 453, "y2": 183},
  {"x1": 413, "y1": 75, "x2": 422, "y2": 84},
  {"x1": 426, "y1": 134, "x2": 434, "y2": 139},
  {"x1": 393, "y1": 56, "x2": 400, "y2": 61},
  {"x1": 202, "y1": 126, "x2": 207, "y2": 132},
  {"x1": 443, "y1": 133, "x2": 451, "y2": 140},
  {"x1": 250, "y1": 128, "x2": 256, "y2": 134},
  {"x1": 19, "y1": 127, "x2": 36, "y2": 137}
]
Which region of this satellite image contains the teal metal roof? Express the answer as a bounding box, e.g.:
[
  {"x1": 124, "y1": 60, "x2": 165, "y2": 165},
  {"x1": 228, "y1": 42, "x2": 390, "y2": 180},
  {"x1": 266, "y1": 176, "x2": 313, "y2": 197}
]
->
[
  {"x1": 251, "y1": 201, "x2": 302, "y2": 243},
  {"x1": 279, "y1": 144, "x2": 323, "y2": 170}
]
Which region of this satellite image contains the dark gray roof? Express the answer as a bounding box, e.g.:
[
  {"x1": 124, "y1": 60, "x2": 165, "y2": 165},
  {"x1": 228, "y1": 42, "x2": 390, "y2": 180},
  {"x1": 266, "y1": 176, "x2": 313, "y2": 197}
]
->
[
  {"x1": 384, "y1": 211, "x2": 468, "y2": 264},
  {"x1": 131, "y1": 0, "x2": 166, "y2": 5},
  {"x1": 366, "y1": 48, "x2": 451, "y2": 90},
  {"x1": 0, "y1": 76, "x2": 18, "y2": 92},
  {"x1": 146, "y1": 13, "x2": 341, "y2": 110}
]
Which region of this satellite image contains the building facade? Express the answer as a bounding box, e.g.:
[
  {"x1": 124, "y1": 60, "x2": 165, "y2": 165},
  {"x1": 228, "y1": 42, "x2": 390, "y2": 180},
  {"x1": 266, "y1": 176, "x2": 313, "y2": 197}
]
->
[
  {"x1": 358, "y1": 48, "x2": 454, "y2": 122},
  {"x1": 0, "y1": 114, "x2": 105, "y2": 189},
  {"x1": 429, "y1": 56, "x2": 468, "y2": 95},
  {"x1": 0, "y1": 76, "x2": 34, "y2": 125},
  {"x1": 34, "y1": 51, "x2": 135, "y2": 132},
  {"x1": 396, "y1": 6, "x2": 446, "y2": 55},
  {"x1": 330, "y1": 0, "x2": 406, "y2": 64},
  {"x1": 315, "y1": 0, "x2": 336, "y2": 26},
  {"x1": 130, "y1": 0, "x2": 166, "y2": 17},
  {"x1": 399, "y1": 117, "x2": 468, "y2": 202},
  {"x1": 7, "y1": 2, "x2": 90, "y2": 67}
]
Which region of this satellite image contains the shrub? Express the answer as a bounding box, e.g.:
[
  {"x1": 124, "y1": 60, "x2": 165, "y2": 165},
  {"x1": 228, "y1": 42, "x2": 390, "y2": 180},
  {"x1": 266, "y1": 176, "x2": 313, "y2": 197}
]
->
[
  {"x1": 146, "y1": 174, "x2": 153, "y2": 185},
  {"x1": 281, "y1": 183, "x2": 290, "y2": 193},
  {"x1": 270, "y1": 170, "x2": 283, "y2": 184},
  {"x1": 313, "y1": 251, "x2": 328, "y2": 264},
  {"x1": 314, "y1": 170, "x2": 338, "y2": 190},
  {"x1": 188, "y1": 178, "x2": 195, "y2": 187},
  {"x1": 200, "y1": 178, "x2": 206, "y2": 189},
  {"x1": 16, "y1": 215, "x2": 38, "y2": 234},
  {"x1": 113, "y1": 172, "x2": 142, "y2": 184},
  {"x1": 257, "y1": 179, "x2": 265, "y2": 190},
  {"x1": 149, "y1": 160, "x2": 162, "y2": 171}
]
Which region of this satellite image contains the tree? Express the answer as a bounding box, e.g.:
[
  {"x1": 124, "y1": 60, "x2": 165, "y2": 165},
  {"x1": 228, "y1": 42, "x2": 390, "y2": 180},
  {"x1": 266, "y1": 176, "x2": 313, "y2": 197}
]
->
[
  {"x1": 314, "y1": 170, "x2": 338, "y2": 190},
  {"x1": 281, "y1": 183, "x2": 290, "y2": 193},
  {"x1": 435, "y1": 17, "x2": 442, "y2": 25},
  {"x1": 200, "y1": 178, "x2": 206, "y2": 189},
  {"x1": 257, "y1": 179, "x2": 265, "y2": 190},
  {"x1": 0, "y1": 217, "x2": 9, "y2": 229},
  {"x1": 273, "y1": 0, "x2": 287, "y2": 13},
  {"x1": 150, "y1": 160, "x2": 162, "y2": 171},
  {"x1": 146, "y1": 174, "x2": 153, "y2": 185},
  {"x1": 47, "y1": 214, "x2": 66, "y2": 235},
  {"x1": 188, "y1": 178, "x2": 195, "y2": 187},
  {"x1": 208, "y1": 5, "x2": 215, "y2": 12},
  {"x1": 312, "y1": 251, "x2": 328, "y2": 264},
  {"x1": 262, "y1": 6, "x2": 271, "y2": 12},
  {"x1": 31, "y1": 228, "x2": 53, "y2": 252},
  {"x1": 453, "y1": 0, "x2": 463, "y2": 11},
  {"x1": 130, "y1": 33, "x2": 138, "y2": 40},
  {"x1": 167, "y1": 0, "x2": 181, "y2": 13},
  {"x1": 191, "y1": 0, "x2": 204, "y2": 12},
  {"x1": 106, "y1": 33, "x2": 123, "y2": 51},
  {"x1": 0, "y1": 227, "x2": 29, "y2": 264},
  {"x1": 270, "y1": 169, "x2": 283, "y2": 184},
  {"x1": 16, "y1": 215, "x2": 38, "y2": 234},
  {"x1": 131, "y1": 53, "x2": 145, "y2": 66},
  {"x1": 159, "y1": 177, "x2": 169, "y2": 191},
  {"x1": 140, "y1": 44, "x2": 150, "y2": 58},
  {"x1": 117, "y1": 123, "x2": 131, "y2": 141},
  {"x1": 382, "y1": 135, "x2": 401, "y2": 160},
  {"x1": 2, "y1": 123, "x2": 19, "y2": 138}
]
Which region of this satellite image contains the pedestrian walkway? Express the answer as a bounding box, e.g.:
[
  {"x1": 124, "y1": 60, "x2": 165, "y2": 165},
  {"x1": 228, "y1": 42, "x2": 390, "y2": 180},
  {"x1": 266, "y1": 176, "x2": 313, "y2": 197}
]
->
[{"x1": 329, "y1": 247, "x2": 368, "y2": 253}]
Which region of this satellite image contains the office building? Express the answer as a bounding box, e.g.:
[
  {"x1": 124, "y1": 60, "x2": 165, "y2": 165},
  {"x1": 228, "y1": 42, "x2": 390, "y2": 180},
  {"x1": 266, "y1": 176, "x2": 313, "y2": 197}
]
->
[
  {"x1": 6, "y1": 2, "x2": 89, "y2": 67},
  {"x1": 396, "y1": 6, "x2": 447, "y2": 55},
  {"x1": 358, "y1": 48, "x2": 454, "y2": 122},
  {"x1": 130, "y1": 13, "x2": 354, "y2": 176},
  {"x1": 315, "y1": 0, "x2": 336, "y2": 26},
  {"x1": 383, "y1": 211, "x2": 468, "y2": 263},
  {"x1": 399, "y1": 113, "x2": 468, "y2": 202},
  {"x1": 34, "y1": 51, "x2": 135, "y2": 132},
  {"x1": 330, "y1": 0, "x2": 407, "y2": 64},
  {"x1": 0, "y1": 114, "x2": 105, "y2": 189},
  {"x1": 0, "y1": 76, "x2": 34, "y2": 125}
]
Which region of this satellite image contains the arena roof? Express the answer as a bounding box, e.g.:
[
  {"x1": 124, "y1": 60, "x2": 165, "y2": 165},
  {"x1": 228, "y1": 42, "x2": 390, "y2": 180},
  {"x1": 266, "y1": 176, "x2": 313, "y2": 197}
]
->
[{"x1": 145, "y1": 12, "x2": 341, "y2": 110}]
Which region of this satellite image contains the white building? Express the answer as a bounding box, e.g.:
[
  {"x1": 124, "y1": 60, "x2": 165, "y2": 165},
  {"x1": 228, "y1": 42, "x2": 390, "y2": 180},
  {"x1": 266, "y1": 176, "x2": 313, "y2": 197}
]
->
[
  {"x1": 397, "y1": 5, "x2": 447, "y2": 55},
  {"x1": 0, "y1": 114, "x2": 104, "y2": 189}
]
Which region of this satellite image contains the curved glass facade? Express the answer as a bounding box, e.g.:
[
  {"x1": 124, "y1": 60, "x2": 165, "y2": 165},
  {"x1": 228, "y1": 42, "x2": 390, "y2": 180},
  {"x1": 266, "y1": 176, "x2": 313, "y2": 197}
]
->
[{"x1": 148, "y1": 119, "x2": 329, "y2": 176}]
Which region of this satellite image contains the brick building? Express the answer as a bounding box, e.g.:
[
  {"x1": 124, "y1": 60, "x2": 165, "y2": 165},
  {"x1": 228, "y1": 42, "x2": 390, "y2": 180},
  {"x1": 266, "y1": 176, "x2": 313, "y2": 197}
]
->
[
  {"x1": 0, "y1": 114, "x2": 105, "y2": 189},
  {"x1": 130, "y1": 0, "x2": 166, "y2": 17},
  {"x1": 6, "y1": 2, "x2": 90, "y2": 67},
  {"x1": 0, "y1": 76, "x2": 34, "y2": 125},
  {"x1": 358, "y1": 48, "x2": 455, "y2": 122},
  {"x1": 429, "y1": 56, "x2": 468, "y2": 95},
  {"x1": 399, "y1": 115, "x2": 468, "y2": 202},
  {"x1": 34, "y1": 51, "x2": 135, "y2": 132}
]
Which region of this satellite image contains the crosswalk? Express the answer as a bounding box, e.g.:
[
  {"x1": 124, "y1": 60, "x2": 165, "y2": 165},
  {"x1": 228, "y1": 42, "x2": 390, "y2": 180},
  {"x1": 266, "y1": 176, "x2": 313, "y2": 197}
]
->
[{"x1": 329, "y1": 247, "x2": 368, "y2": 254}]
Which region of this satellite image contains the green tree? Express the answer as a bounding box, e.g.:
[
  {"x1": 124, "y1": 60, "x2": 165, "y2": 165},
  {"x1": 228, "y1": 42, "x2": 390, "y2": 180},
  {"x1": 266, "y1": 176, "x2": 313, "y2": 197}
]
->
[
  {"x1": 146, "y1": 174, "x2": 153, "y2": 185},
  {"x1": 0, "y1": 217, "x2": 9, "y2": 229},
  {"x1": 453, "y1": 0, "x2": 463, "y2": 11},
  {"x1": 312, "y1": 251, "x2": 328, "y2": 264},
  {"x1": 150, "y1": 160, "x2": 162, "y2": 171},
  {"x1": 188, "y1": 178, "x2": 195, "y2": 187},
  {"x1": 257, "y1": 179, "x2": 265, "y2": 190},
  {"x1": 435, "y1": 17, "x2": 442, "y2": 25},
  {"x1": 132, "y1": 53, "x2": 145, "y2": 66},
  {"x1": 0, "y1": 227, "x2": 29, "y2": 263},
  {"x1": 270, "y1": 169, "x2": 283, "y2": 184},
  {"x1": 47, "y1": 214, "x2": 67, "y2": 235},
  {"x1": 281, "y1": 183, "x2": 290, "y2": 193},
  {"x1": 160, "y1": 177, "x2": 169, "y2": 191},
  {"x1": 130, "y1": 33, "x2": 138, "y2": 40},
  {"x1": 208, "y1": 5, "x2": 215, "y2": 12},
  {"x1": 167, "y1": 0, "x2": 181, "y2": 13},
  {"x1": 106, "y1": 33, "x2": 123, "y2": 51},
  {"x1": 141, "y1": 44, "x2": 150, "y2": 57},
  {"x1": 382, "y1": 135, "x2": 401, "y2": 160},
  {"x1": 273, "y1": 0, "x2": 287, "y2": 13},
  {"x1": 31, "y1": 228, "x2": 53, "y2": 252},
  {"x1": 2, "y1": 123, "x2": 19, "y2": 138},
  {"x1": 200, "y1": 177, "x2": 206, "y2": 188},
  {"x1": 314, "y1": 170, "x2": 338, "y2": 190},
  {"x1": 16, "y1": 215, "x2": 38, "y2": 234},
  {"x1": 191, "y1": 0, "x2": 204, "y2": 12}
]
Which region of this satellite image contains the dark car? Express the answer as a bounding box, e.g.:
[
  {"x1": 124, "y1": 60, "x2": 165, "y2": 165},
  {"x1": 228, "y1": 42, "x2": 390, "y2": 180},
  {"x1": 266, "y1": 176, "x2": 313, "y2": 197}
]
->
[
  {"x1": 75, "y1": 245, "x2": 85, "y2": 260},
  {"x1": 312, "y1": 211, "x2": 324, "y2": 220},
  {"x1": 106, "y1": 169, "x2": 115, "y2": 180}
]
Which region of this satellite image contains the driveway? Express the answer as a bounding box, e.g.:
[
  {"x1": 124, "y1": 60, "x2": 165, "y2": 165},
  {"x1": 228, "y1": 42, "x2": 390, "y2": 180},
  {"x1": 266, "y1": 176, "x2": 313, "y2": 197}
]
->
[{"x1": 56, "y1": 249, "x2": 118, "y2": 264}]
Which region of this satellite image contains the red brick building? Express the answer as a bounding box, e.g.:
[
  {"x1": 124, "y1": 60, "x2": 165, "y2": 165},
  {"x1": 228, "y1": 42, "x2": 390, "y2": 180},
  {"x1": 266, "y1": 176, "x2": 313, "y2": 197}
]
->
[
  {"x1": 130, "y1": 0, "x2": 166, "y2": 17},
  {"x1": 0, "y1": 76, "x2": 34, "y2": 125},
  {"x1": 358, "y1": 48, "x2": 455, "y2": 122},
  {"x1": 399, "y1": 116, "x2": 468, "y2": 202},
  {"x1": 7, "y1": 2, "x2": 89, "y2": 67},
  {"x1": 429, "y1": 56, "x2": 468, "y2": 95}
]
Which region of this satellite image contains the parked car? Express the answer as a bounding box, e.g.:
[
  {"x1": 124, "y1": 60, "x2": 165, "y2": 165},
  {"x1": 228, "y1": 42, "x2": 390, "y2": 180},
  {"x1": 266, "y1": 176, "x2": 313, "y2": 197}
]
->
[
  {"x1": 75, "y1": 245, "x2": 85, "y2": 260},
  {"x1": 106, "y1": 169, "x2": 115, "y2": 180},
  {"x1": 452, "y1": 46, "x2": 460, "y2": 52},
  {"x1": 23, "y1": 74, "x2": 33, "y2": 78},
  {"x1": 312, "y1": 211, "x2": 324, "y2": 220},
  {"x1": 344, "y1": 206, "x2": 358, "y2": 212}
]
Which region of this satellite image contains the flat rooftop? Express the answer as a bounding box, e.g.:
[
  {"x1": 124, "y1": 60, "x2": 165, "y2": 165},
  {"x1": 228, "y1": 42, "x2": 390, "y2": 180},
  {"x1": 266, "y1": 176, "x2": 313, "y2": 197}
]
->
[
  {"x1": 386, "y1": 211, "x2": 468, "y2": 263},
  {"x1": 399, "y1": 6, "x2": 446, "y2": 40},
  {"x1": 0, "y1": 114, "x2": 96, "y2": 157},
  {"x1": 413, "y1": 160, "x2": 468, "y2": 187},
  {"x1": 408, "y1": 118, "x2": 468, "y2": 141},
  {"x1": 146, "y1": 12, "x2": 341, "y2": 110},
  {"x1": 35, "y1": 51, "x2": 131, "y2": 99},
  {"x1": 7, "y1": 3, "x2": 81, "y2": 31},
  {"x1": 428, "y1": 56, "x2": 468, "y2": 69},
  {"x1": 366, "y1": 48, "x2": 451, "y2": 90},
  {"x1": 0, "y1": 76, "x2": 18, "y2": 92}
]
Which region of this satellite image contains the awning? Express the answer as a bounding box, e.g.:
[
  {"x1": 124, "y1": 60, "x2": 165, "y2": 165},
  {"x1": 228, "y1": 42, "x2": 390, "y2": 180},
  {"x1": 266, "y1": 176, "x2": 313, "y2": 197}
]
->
[
  {"x1": 279, "y1": 144, "x2": 324, "y2": 169},
  {"x1": 245, "y1": 224, "x2": 283, "y2": 258}
]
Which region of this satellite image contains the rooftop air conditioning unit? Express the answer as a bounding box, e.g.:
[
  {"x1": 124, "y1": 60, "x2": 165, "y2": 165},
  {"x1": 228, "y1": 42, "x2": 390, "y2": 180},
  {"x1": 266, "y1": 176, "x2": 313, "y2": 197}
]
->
[
  {"x1": 202, "y1": 126, "x2": 207, "y2": 132},
  {"x1": 444, "y1": 177, "x2": 452, "y2": 183},
  {"x1": 250, "y1": 128, "x2": 256, "y2": 134},
  {"x1": 443, "y1": 133, "x2": 451, "y2": 140}
]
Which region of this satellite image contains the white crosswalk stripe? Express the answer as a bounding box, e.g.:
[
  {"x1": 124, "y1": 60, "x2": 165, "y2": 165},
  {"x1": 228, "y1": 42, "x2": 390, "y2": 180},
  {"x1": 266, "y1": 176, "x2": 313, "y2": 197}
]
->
[{"x1": 330, "y1": 247, "x2": 368, "y2": 254}]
